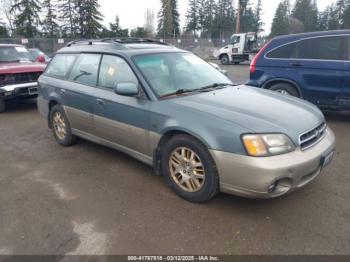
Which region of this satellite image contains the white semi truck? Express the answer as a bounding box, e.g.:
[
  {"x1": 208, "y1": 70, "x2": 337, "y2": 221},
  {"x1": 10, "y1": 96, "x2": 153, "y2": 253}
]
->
[{"x1": 217, "y1": 32, "x2": 259, "y2": 65}]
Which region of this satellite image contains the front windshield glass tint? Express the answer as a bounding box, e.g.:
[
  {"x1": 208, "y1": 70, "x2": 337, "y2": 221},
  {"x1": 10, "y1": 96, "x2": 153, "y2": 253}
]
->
[
  {"x1": 0, "y1": 46, "x2": 34, "y2": 62},
  {"x1": 133, "y1": 52, "x2": 232, "y2": 97}
]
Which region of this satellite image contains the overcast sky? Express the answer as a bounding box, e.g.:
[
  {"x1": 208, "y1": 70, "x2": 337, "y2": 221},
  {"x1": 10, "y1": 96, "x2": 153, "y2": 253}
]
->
[{"x1": 100, "y1": 0, "x2": 333, "y2": 35}]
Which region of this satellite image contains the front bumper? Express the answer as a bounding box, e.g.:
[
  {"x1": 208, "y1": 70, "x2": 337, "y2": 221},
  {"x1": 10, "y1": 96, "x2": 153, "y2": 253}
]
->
[
  {"x1": 0, "y1": 82, "x2": 38, "y2": 100},
  {"x1": 211, "y1": 128, "x2": 336, "y2": 199}
]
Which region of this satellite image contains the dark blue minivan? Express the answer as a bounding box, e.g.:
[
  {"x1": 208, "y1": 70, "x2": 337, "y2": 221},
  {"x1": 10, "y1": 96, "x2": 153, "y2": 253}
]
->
[{"x1": 247, "y1": 30, "x2": 350, "y2": 110}]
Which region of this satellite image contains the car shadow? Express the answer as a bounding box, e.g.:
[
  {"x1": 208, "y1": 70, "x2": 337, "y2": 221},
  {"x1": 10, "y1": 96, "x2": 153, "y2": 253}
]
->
[
  {"x1": 3, "y1": 99, "x2": 38, "y2": 114},
  {"x1": 324, "y1": 110, "x2": 350, "y2": 122}
]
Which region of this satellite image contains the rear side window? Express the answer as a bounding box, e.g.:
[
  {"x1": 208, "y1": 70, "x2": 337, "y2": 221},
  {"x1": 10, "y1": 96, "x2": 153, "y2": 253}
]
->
[
  {"x1": 98, "y1": 55, "x2": 138, "y2": 89},
  {"x1": 45, "y1": 54, "x2": 77, "y2": 79},
  {"x1": 68, "y1": 54, "x2": 101, "y2": 86},
  {"x1": 298, "y1": 36, "x2": 345, "y2": 61},
  {"x1": 266, "y1": 42, "x2": 298, "y2": 59}
]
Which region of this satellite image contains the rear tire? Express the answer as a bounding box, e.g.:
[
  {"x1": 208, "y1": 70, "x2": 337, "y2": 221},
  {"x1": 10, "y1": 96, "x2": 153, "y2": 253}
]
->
[
  {"x1": 220, "y1": 54, "x2": 229, "y2": 65},
  {"x1": 0, "y1": 100, "x2": 5, "y2": 113},
  {"x1": 268, "y1": 83, "x2": 300, "y2": 98},
  {"x1": 161, "y1": 134, "x2": 219, "y2": 203},
  {"x1": 49, "y1": 105, "x2": 77, "y2": 146}
]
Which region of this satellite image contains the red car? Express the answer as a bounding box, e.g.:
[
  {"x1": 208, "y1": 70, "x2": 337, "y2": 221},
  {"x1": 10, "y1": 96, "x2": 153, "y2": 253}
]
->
[{"x1": 0, "y1": 44, "x2": 46, "y2": 112}]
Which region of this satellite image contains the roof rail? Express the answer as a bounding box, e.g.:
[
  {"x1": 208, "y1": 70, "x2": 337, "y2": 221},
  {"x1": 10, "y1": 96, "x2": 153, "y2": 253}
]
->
[
  {"x1": 66, "y1": 38, "x2": 169, "y2": 47},
  {"x1": 113, "y1": 38, "x2": 170, "y2": 45}
]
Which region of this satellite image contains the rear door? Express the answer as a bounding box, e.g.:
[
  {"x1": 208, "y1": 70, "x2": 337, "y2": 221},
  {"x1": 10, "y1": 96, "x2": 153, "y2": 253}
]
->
[
  {"x1": 93, "y1": 54, "x2": 150, "y2": 155},
  {"x1": 295, "y1": 35, "x2": 347, "y2": 107},
  {"x1": 65, "y1": 53, "x2": 101, "y2": 134}
]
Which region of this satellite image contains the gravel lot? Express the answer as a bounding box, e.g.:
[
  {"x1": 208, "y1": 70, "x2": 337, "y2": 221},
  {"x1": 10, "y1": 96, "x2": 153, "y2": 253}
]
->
[{"x1": 0, "y1": 65, "x2": 349, "y2": 255}]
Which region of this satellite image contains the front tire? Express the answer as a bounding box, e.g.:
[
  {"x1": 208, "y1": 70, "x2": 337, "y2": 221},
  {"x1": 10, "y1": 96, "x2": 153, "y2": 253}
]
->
[
  {"x1": 49, "y1": 105, "x2": 76, "y2": 146},
  {"x1": 269, "y1": 83, "x2": 300, "y2": 97},
  {"x1": 161, "y1": 135, "x2": 219, "y2": 202},
  {"x1": 220, "y1": 54, "x2": 229, "y2": 65}
]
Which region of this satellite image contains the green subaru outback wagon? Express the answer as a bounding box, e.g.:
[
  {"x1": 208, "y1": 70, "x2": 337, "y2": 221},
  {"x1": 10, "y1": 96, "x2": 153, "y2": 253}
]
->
[{"x1": 37, "y1": 39, "x2": 335, "y2": 202}]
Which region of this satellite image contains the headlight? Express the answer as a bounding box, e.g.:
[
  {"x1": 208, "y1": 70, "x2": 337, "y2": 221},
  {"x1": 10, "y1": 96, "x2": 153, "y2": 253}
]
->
[{"x1": 242, "y1": 134, "x2": 295, "y2": 157}]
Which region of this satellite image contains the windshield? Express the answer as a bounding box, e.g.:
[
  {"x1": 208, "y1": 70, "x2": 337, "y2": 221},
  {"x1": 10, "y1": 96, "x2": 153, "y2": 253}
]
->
[
  {"x1": 0, "y1": 46, "x2": 35, "y2": 62},
  {"x1": 133, "y1": 52, "x2": 232, "y2": 97}
]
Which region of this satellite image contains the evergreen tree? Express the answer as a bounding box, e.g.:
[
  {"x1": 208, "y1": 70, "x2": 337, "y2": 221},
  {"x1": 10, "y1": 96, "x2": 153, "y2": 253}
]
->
[
  {"x1": 328, "y1": 4, "x2": 341, "y2": 29},
  {"x1": 253, "y1": 0, "x2": 264, "y2": 32},
  {"x1": 292, "y1": 0, "x2": 318, "y2": 32},
  {"x1": 109, "y1": 15, "x2": 129, "y2": 37},
  {"x1": 157, "y1": 0, "x2": 180, "y2": 38},
  {"x1": 212, "y1": 0, "x2": 235, "y2": 39},
  {"x1": 10, "y1": 0, "x2": 41, "y2": 37},
  {"x1": 75, "y1": 0, "x2": 103, "y2": 38},
  {"x1": 342, "y1": 0, "x2": 350, "y2": 28},
  {"x1": 270, "y1": 0, "x2": 290, "y2": 37},
  {"x1": 185, "y1": 0, "x2": 199, "y2": 34},
  {"x1": 202, "y1": 0, "x2": 217, "y2": 37},
  {"x1": 42, "y1": 0, "x2": 59, "y2": 37},
  {"x1": 240, "y1": 0, "x2": 256, "y2": 33},
  {"x1": 317, "y1": 6, "x2": 331, "y2": 31},
  {"x1": 130, "y1": 27, "x2": 148, "y2": 38},
  {"x1": 58, "y1": 0, "x2": 78, "y2": 37}
]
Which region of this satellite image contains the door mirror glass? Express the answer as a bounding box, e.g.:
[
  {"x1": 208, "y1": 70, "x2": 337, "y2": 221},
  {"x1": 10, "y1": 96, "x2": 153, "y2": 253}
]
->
[{"x1": 114, "y1": 82, "x2": 139, "y2": 96}]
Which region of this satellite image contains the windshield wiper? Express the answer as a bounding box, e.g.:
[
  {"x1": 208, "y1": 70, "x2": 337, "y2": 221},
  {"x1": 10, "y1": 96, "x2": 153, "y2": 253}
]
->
[
  {"x1": 0, "y1": 60, "x2": 20, "y2": 63},
  {"x1": 198, "y1": 83, "x2": 238, "y2": 92},
  {"x1": 159, "y1": 83, "x2": 238, "y2": 99},
  {"x1": 159, "y1": 89, "x2": 196, "y2": 99}
]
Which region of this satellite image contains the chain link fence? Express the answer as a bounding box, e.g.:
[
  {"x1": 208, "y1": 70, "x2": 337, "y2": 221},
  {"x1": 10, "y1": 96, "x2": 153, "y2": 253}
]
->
[{"x1": 0, "y1": 38, "x2": 233, "y2": 60}]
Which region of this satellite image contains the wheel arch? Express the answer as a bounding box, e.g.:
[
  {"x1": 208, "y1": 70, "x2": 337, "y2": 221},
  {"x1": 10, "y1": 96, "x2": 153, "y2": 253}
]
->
[
  {"x1": 152, "y1": 128, "x2": 211, "y2": 175},
  {"x1": 262, "y1": 78, "x2": 303, "y2": 98},
  {"x1": 219, "y1": 53, "x2": 229, "y2": 60},
  {"x1": 47, "y1": 99, "x2": 60, "y2": 128}
]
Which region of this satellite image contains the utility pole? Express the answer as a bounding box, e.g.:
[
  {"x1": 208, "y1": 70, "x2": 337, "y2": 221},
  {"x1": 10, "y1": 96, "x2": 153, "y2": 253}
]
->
[{"x1": 236, "y1": 0, "x2": 241, "y2": 33}]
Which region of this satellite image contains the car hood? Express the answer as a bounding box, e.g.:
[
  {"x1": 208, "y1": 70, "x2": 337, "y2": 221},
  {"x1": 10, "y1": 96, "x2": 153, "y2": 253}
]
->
[
  {"x1": 0, "y1": 61, "x2": 46, "y2": 74},
  {"x1": 167, "y1": 85, "x2": 324, "y2": 144}
]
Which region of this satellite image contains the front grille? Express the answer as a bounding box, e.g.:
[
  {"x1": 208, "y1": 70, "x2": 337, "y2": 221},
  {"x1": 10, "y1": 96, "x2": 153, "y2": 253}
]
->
[
  {"x1": 299, "y1": 122, "x2": 327, "y2": 150},
  {"x1": 1, "y1": 72, "x2": 42, "y2": 86},
  {"x1": 11, "y1": 72, "x2": 41, "y2": 84}
]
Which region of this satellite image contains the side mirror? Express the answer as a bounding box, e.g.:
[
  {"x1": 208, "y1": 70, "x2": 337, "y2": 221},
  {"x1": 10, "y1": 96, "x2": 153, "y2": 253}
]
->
[
  {"x1": 114, "y1": 82, "x2": 139, "y2": 96},
  {"x1": 37, "y1": 55, "x2": 46, "y2": 63}
]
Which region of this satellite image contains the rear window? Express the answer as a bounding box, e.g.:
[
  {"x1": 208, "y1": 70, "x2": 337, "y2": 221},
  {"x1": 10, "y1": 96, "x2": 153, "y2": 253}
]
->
[
  {"x1": 298, "y1": 36, "x2": 345, "y2": 61},
  {"x1": 68, "y1": 54, "x2": 101, "y2": 86},
  {"x1": 266, "y1": 42, "x2": 298, "y2": 59},
  {"x1": 45, "y1": 54, "x2": 77, "y2": 79}
]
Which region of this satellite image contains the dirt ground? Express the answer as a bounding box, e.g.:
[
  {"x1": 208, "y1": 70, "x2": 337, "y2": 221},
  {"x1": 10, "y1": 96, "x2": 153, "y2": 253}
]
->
[{"x1": 0, "y1": 65, "x2": 349, "y2": 255}]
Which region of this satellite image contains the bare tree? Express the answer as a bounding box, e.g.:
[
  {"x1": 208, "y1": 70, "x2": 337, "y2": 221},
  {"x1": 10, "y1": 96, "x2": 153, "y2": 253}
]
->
[
  {"x1": 144, "y1": 8, "x2": 155, "y2": 37},
  {"x1": 0, "y1": 0, "x2": 15, "y2": 34}
]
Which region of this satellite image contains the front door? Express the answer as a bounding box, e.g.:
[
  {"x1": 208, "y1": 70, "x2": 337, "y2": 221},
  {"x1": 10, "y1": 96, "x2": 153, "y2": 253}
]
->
[{"x1": 93, "y1": 54, "x2": 150, "y2": 155}]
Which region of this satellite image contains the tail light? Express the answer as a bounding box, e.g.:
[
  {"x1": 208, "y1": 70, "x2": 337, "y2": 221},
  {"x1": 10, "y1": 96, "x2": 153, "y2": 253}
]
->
[{"x1": 250, "y1": 40, "x2": 271, "y2": 75}]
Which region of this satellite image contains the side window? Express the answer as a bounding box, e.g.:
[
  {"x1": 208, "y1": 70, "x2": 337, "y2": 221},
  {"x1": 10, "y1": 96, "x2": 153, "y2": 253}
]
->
[
  {"x1": 68, "y1": 54, "x2": 101, "y2": 86},
  {"x1": 298, "y1": 36, "x2": 345, "y2": 61},
  {"x1": 98, "y1": 55, "x2": 138, "y2": 89},
  {"x1": 266, "y1": 42, "x2": 298, "y2": 59},
  {"x1": 45, "y1": 54, "x2": 77, "y2": 79}
]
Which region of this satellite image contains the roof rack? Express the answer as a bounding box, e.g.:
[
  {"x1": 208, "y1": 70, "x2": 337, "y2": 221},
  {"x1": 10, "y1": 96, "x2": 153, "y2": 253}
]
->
[{"x1": 66, "y1": 38, "x2": 169, "y2": 47}]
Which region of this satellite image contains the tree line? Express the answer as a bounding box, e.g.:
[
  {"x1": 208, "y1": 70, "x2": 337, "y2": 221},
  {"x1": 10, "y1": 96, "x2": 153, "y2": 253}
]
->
[
  {"x1": 0, "y1": 0, "x2": 264, "y2": 39},
  {"x1": 271, "y1": 0, "x2": 350, "y2": 37},
  {"x1": 0, "y1": 0, "x2": 348, "y2": 40}
]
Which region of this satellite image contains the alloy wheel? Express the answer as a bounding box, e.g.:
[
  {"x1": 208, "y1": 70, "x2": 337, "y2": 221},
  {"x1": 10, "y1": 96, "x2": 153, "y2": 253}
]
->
[
  {"x1": 168, "y1": 147, "x2": 205, "y2": 193},
  {"x1": 52, "y1": 111, "x2": 67, "y2": 140}
]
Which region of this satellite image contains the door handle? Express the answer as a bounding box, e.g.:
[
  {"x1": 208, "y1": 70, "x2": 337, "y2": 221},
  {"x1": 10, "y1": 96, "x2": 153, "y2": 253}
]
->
[
  {"x1": 290, "y1": 62, "x2": 303, "y2": 67},
  {"x1": 96, "y1": 99, "x2": 105, "y2": 105},
  {"x1": 60, "y1": 89, "x2": 66, "y2": 95}
]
